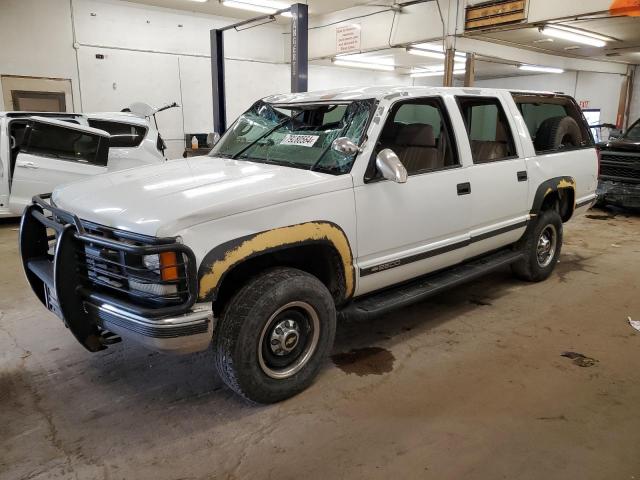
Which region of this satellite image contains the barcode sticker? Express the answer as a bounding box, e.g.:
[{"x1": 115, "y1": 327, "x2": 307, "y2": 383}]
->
[{"x1": 280, "y1": 134, "x2": 320, "y2": 147}]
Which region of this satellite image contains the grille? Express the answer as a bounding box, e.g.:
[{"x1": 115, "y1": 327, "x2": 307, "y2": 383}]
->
[
  {"x1": 600, "y1": 152, "x2": 640, "y2": 163},
  {"x1": 77, "y1": 222, "x2": 190, "y2": 307},
  {"x1": 600, "y1": 164, "x2": 640, "y2": 180}
]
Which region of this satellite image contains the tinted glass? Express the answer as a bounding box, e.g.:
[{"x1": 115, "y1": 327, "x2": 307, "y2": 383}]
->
[
  {"x1": 88, "y1": 119, "x2": 146, "y2": 148},
  {"x1": 375, "y1": 98, "x2": 458, "y2": 176},
  {"x1": 457, "y1": 97, "x2": 517, "y2": 163},
  {"x1": 24, "y1": 122, "x2": 107, "y2": 166},
  {"x1": 513, "y1": 94, "x2": 593, "y2": 153}
]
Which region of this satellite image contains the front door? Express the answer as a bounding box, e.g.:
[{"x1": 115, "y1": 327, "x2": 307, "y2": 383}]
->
[
  {"x1": 9, "y1": 117, "x2": 110, "y2": 214},
  {"x1": 354, "y1": 96, "x2": 471, "y2": 296}
]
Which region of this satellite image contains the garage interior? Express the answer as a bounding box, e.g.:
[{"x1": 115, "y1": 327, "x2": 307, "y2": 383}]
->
[{"x1": 1, "y1": 0, "x2": 639, "y2": 479}]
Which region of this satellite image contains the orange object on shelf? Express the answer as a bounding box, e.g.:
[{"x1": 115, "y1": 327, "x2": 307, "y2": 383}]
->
[{"x1": 610, "y1": 0, "x2": 640, "y2": 16}]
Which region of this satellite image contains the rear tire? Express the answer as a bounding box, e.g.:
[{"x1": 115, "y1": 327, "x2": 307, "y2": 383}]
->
[
  {"x1": 512, "y1": 209, "x2": 563, "y2": 282},
  {"x1": 214, "y1": 267, "x2": 336, "y2": 404}
]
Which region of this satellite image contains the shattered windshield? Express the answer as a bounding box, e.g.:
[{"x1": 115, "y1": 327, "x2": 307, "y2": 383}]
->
[{"x1": 210, "y1": 99, "x2": 374, "y2": 174}]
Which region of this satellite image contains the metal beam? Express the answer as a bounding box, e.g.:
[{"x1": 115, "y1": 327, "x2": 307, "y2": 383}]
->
[
  {"x1": 210, "y1": 29, "x2": 226, "y2": 134},
  {"x1": 290, "y1": 3, "x2": 309, "y2": 93}
]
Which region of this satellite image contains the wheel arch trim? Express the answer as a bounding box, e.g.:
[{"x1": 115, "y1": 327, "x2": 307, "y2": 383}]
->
[
  {"x1": 197, "y1": 221, "x2": 355, "y2": 302},
  {"x1": 530, "y1": 176, "x2": 576, "y2": 216}
]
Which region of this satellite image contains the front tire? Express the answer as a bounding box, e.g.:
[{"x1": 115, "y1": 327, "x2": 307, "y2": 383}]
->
[
  {"x1": 512, "y1": 208, "x2": 563, "y2": 282},
  {"x1": 214, "y1": 267, "x2": 336, "y2": 404}
]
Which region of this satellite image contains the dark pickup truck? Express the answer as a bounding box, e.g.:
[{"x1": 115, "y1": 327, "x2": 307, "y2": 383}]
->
[{"x1": 598, "y1": 119, "x2": 640, "y2": 208}]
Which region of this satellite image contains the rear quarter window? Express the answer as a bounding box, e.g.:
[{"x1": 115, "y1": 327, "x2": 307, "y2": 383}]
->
[
  {"x1": 23, "y1": 122, "x2": 108, "y2": 166},
  {"x1": 512, "y1": 93, "x2": 594, "y2": 154},
  {"x1": 88, "y1": 119, "x2": 146, "y2": 148}
]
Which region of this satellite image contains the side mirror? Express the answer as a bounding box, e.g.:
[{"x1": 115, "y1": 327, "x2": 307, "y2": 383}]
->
[
  {"x1": 376, "y1": 149, "x2": 407, "y2": 183},
  {"x1": 332, "y1": 137, "x2": 361, "y2": 155}
]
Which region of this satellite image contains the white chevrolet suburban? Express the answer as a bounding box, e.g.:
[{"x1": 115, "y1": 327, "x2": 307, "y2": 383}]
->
[{"x1": 20, "y1": 86, "x2": 598, "y2": 403}]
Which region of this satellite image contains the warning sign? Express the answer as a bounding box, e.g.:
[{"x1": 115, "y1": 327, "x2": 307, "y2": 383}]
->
[{"x1": 336, "y1": 25, "x2": 361, "y2": 55}]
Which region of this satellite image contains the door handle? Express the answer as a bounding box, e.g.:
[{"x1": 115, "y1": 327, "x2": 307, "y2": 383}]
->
[
  {"x1": 457, "y1": 182, "x2": 471, "y2": 195},
  {"x1": 517, "y1": 170, "x2": 528, "y2": 182},
  {"x1": 18, "y1": 161, "x2": 39, "y2": 169}
]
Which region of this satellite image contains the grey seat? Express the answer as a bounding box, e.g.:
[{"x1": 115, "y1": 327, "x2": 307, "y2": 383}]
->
[{"x1": 394, "y1": 124, "x2": 439, "y2": 174}]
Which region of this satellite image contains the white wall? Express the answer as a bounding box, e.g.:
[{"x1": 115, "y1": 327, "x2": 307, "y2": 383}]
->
[{"x1": 0, "y1": 0, "x2": 81, "y2": 111}]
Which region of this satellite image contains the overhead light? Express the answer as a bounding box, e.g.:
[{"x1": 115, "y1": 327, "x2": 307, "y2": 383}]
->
[
  {"x1": 540, "y1": 25, "x2": 608, "y2": 48},
  {"x1": 221, "y1": 0, "x2": 291, "y2": 16},
  {"x1": 518, "y1": 64, "x2": 564, "y2": 74},
  {"x1": 333, "y1": 59, "x2": 395, "y2": 71},
  {"x1": 407, "y1": 48, "x2": 445, "y2": 60},
  {"x1": 411, "y1": 67, "x2": 465, "y2": 78},
  {"x1": 186, "y1": 0, "x2": 208, "y2": 2},
  {"x1": 409, "y1": 43, "x2": 467, "y2": 60}
]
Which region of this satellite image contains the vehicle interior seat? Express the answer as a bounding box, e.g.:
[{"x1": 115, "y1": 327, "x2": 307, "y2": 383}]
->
[
  {"x1": 394, "y1": 123, "x2": 440, "y2": 174},
  {"x1": 470, "y1": 122, "x2": 510, "y2": 163}
]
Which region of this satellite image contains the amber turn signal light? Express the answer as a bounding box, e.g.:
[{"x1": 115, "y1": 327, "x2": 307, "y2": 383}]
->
[{"x1": 160, "y1": 252, "x2": 179, "y2": 281}]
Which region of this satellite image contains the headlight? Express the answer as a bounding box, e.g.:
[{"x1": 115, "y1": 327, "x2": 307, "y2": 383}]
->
[{"x1": 143, "y1": 254, "x2": 160, "y2": 271}]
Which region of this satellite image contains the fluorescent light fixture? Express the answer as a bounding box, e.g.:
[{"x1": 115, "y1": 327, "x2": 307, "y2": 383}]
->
[
  {"x1": 221, "y1": 0, "x2": 291, "y2": 16},
  {"x1": 518, "y1": 64, "x2": 564, "y2": 74},
  {"x1": 407, "y1": 48, "x2": 445, "y2": 60},
  {"x1": 540, "y1": 26, "x2": 607, "y2": 47},
  {"x1": 186, "y1": 0, "x2": 208, "y2": 2},
  {"x1": 333, "y1": 59, "x2": 395, "y2": 71},
  {"x1": 410, "y1": 68, "x2": 465, "y2": 78},
  {"x1": 409, "y1": 43, "x2": 467, "y2": 60}
]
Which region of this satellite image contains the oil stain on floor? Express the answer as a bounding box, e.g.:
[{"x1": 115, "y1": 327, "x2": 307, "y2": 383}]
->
[{"x1": 331, "y1": 347, "x2": 395, "y2": 376}]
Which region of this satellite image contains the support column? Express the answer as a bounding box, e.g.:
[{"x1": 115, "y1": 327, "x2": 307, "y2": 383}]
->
[
  {"x1": 290, "y1": 3, "x2": 308, "y2": 93},
  {"x1": 464, "y1": 53, "x2": 476, "y2": 87},
  {"x1": 443, "y1": 48, "x2": 456, "y2": 87},
  {"x1": 210, "y1": 29, "x2": 226, "y2": 134}
]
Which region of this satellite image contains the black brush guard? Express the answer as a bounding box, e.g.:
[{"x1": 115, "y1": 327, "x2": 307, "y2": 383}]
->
[{"x1": 20, "y1": 194, "x2": 198, "y2": 352}]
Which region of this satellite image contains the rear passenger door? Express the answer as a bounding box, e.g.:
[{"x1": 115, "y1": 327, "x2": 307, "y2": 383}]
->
[
  {"x1": 9, "y1": 117, "x2": 110, "y2": 214},
  {"x1": 455, "y1": 95, "x2": 530, "y2": 259}
]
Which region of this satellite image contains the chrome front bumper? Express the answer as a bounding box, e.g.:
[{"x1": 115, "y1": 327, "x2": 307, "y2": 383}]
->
[{"x1": 88, "y1": 302, "x2": 214, "y2": 354}]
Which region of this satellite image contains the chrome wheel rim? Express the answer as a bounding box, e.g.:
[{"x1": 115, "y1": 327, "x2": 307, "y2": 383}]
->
[
  {"x1": 258, "y1": 301, "x2": 320, "y2": 379},
  {"x1": 536, "y1": 224, "x2": 557, "y2": 268}
]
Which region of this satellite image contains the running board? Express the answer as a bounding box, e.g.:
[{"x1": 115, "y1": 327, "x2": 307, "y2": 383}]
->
[{"x1": 341, "y1": 249, "x2": 523, "y2": 321}]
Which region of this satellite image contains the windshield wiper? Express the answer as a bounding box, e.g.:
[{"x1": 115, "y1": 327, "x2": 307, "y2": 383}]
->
[{"x1": 232, "y1": 113, "x2": 301, "y2": 160}]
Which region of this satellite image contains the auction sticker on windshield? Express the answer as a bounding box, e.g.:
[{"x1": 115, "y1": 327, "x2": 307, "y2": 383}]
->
[{"x1": 280, "y1": 134, "x2": 320, "y2": 147}]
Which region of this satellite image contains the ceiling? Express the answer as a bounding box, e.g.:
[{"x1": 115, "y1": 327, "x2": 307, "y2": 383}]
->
[
  {"x1": 124, "y1": 0, "x2": 376, "y2": 19},
  {"x1": 468, "y1": 16, "x2": 640, "y2": 65}
]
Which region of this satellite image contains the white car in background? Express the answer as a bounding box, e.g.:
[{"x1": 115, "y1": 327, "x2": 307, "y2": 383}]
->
[{"x1": 0, "y1": 103, "x2": 176, "y2": 217}]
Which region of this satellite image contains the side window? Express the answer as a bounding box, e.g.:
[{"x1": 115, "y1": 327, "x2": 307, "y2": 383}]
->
[
  {"x1": 22, "y1": 122, "x2": 108, "y2": 166},
  {"x1": 374, "y1": 97, "x2": 458, "y2": 176},
  {"x1": 512, "y1": 94, "x2": 593, "y2": 153},
  {"x1": 457, "y1": 97, "x2": 517, "y2": 164},
  {"x1": 88, "y1": 119, "x2": 146, "y2": 148}
]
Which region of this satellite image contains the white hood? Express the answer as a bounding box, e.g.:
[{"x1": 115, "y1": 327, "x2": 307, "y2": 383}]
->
[{"x1": 52, "y1": 156, "x2": 352, "y2": 236}]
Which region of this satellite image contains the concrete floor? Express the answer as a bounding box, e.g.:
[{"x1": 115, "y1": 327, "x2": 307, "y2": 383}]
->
[{"x1": 1, "y1": 208, "x2": 639, "y2": 480}]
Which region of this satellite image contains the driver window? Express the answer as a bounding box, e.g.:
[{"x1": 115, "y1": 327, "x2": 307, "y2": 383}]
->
[{"x1": 375, "y1": 98, "x2": 458, "y2": 176}]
